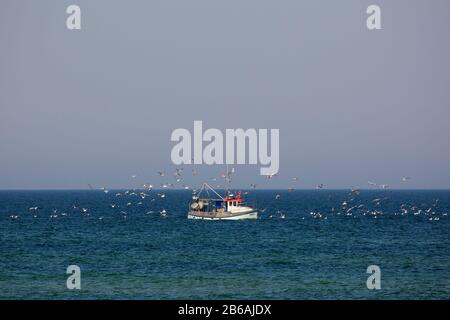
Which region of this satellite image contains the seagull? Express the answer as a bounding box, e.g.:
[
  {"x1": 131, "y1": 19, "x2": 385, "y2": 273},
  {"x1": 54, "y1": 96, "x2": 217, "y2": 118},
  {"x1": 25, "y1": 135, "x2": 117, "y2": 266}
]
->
[
  {"x1": 346, "y1": 206, "x2": 356, "y2": 213},
  {"x1": 100, "y1": 187, "x2": 108, "y2": 192},
  {"x1": 82, "y1": 208, "x2": 88, "y2": 213},
  {"x1": 29, "y1": 206, "x2": 38, "y2": 211},
  {"x1": 131, "y1": 175, "x2": 137, "y2": 179},
  {"x1": 250, "y1": 183, "x2": 256, "y2": 189},
  {"x1": 157, "y1": 171, "x2": 165, "y2": 177},
  {"x1": 401, "y1": 176, "x2": 411, "y2": 182},
  {"x1": 368, "y1": 181, "x2": 388, "y2": 189},
  {"x1": 316, "y1": 184, "x2": 324, "y2": 189},
  {"x1": 275, "y1": 194, "x2": 281, "y2": 200},
  {"x1": 160, "y1": 209, "x2": 167, "y2": 217},
  {"x1": 368, "y1": 181, "x2": 378, "y2": 187},
  {"x1": 292, "y1": 177, "x2": 299, "y2": 181},
  {"x1": 312, "y1": 212, "x2": 323, "y2": 219}
]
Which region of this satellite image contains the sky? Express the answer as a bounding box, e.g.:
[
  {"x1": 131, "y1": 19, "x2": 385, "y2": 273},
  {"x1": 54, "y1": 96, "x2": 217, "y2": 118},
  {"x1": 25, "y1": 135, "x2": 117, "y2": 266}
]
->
[{"x1": 1, "y1": 0, "x2": 450, "y2": 189}]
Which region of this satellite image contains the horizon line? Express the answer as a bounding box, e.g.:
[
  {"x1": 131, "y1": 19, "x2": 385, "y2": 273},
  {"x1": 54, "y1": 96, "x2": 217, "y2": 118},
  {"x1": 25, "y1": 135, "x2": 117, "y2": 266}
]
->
[{"x1": 1, "y1": 188, "x2": 450, "y2": 191}]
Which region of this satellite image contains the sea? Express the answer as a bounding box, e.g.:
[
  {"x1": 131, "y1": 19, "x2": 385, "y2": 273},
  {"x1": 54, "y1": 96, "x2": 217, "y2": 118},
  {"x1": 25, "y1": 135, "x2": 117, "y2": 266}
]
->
[{"x1": 0, "y1": 189, "x2": 449, "y2": 299}]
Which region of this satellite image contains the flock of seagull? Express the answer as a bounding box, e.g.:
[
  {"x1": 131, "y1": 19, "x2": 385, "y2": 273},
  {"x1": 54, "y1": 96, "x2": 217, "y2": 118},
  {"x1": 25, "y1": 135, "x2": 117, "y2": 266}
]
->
[
  {"x1": 305, "y1": 194, "x2": 445, "y2": 221},
  {"x1": 5, "y1": 169, "x2": 447, "y2": 222}
]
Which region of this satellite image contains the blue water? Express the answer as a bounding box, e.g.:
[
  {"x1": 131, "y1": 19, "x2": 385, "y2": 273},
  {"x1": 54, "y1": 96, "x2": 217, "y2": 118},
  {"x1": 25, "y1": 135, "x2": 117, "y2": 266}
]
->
[{"x1": 0, "y1": 190, "x2": 449, "y2": 299}]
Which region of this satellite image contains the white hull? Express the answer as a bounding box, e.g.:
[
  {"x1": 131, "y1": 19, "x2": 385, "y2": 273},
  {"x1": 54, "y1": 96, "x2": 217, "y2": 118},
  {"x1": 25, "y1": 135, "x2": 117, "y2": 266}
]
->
[{"x1": 188, "y1": 210, "x2": 258, "y2": 220}]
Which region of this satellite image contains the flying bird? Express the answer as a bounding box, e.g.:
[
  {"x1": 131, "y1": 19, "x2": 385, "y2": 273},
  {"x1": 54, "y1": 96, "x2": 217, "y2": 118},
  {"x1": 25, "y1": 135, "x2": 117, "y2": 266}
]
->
[{"x1": 350, "y1": 187, "x2": 360, "y2": 195}]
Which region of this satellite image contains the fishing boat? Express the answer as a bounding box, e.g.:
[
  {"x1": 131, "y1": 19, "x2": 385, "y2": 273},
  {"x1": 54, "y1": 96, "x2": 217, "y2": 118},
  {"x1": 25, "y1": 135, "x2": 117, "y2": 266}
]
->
[{"x1": 188, "y1": 183, "x2": 257, "y2": 220}]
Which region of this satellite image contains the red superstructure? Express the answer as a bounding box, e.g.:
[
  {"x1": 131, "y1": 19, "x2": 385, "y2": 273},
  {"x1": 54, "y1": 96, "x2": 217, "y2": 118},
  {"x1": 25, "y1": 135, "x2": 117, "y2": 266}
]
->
[{"x1": 224, "y1": 191, "x2": 244, "y2": 203}]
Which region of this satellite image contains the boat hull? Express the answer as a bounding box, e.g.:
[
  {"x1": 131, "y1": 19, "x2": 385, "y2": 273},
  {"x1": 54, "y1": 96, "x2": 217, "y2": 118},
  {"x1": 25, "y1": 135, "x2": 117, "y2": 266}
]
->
[{"x1": 187, "y1": 210, "x2": 258, "y2": 220}]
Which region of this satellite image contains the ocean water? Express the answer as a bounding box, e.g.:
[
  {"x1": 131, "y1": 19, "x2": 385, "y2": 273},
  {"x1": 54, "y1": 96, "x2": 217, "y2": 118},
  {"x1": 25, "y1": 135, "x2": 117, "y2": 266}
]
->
[{"x1": 0, "y1": 189, "x2": 449, "y2": 300}]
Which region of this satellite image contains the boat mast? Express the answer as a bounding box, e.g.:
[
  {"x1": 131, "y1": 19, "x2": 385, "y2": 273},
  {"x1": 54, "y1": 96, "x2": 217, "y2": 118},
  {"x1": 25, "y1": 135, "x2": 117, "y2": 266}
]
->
[{"x1": 226, "y1": 164, "x2": 229, "y2": 192}]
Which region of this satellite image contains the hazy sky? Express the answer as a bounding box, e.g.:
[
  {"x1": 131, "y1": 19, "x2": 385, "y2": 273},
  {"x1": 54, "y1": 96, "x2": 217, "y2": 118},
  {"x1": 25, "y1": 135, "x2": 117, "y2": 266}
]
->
[{"x1": 1, "y1": 1, "x2": 450, "y2": 189}]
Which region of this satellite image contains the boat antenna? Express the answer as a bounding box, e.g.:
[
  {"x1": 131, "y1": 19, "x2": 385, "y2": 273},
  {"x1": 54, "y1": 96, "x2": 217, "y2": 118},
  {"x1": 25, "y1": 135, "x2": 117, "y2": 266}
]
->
[{"x1": 226, "y1": 164, "x2": 231, "y2": 192}]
